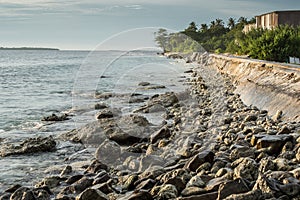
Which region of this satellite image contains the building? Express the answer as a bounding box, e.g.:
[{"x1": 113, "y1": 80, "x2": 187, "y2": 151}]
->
[{"x1": 243, "y1": 10, "x2": 300, "y2": 32}]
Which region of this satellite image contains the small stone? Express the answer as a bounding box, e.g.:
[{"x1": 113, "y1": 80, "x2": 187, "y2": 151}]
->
[
  {"x1": 65, "y1": 175, "x2": 84, "y2": 184},
  {"x1": 71, "y1": 177, "x2": 93, "y2": 193},
  {"x1": 76, "y1": 188, "x2": 108, "y2": 200}
]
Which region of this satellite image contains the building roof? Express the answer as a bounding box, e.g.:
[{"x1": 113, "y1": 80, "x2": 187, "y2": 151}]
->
[{"x1": 255, "y1": 10, "x2": 300, "y2": 17}]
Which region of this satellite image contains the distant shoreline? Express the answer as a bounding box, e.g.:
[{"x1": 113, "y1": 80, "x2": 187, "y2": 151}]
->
[{"x1": 0, "y1": 47, "x2": 59, "y2": 51}]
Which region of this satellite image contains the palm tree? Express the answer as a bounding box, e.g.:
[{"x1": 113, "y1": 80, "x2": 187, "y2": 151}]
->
[
  {"x1": 228, "y1": 17, "x2": 235, "y2": 29},
  {"x1": 200, "y1": 23, "x2": 208, "y2": 32}
]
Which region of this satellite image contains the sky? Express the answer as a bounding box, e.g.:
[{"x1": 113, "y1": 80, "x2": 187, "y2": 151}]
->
[{"x1": 0, "y1": 0, "x2": 299, "y2": 50}]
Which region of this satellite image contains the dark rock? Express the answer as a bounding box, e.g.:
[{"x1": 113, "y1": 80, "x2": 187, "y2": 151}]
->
[
  {"x1": 278, "y1": 183, "x2": 300, "y2": 197},
  {"x1": 177, "y1": 191, "x2": 218, "y2": 200},
  {"x1": 122, "y1": 174, "x2": 138, "y2": 191},
  {"x1": 108, "y1": 131, "x2": 148, "y2": 146},
  {"x1": 143, "y1": 85, "x2": 166, "y2": 90},
  {"x1": 184, "y1": 69, "x2": 193, "y2": 73},
  {"x1": 181, "y1": 187, "x2": 207, "y2": 197},
  {"x1": 76, "y1": 188, "x2": 108, "y2": 200},
  {"x1": 70, "y1": 177, "x2": 93, "y2": 193},
  {"x1": 217, "y1": 178, "x2": 250, "y2": 199},
  {"x1": 224, "y1": 189, "x2": 262, "y2": 200},
  {"x1": 244, "y1": 115, "x2": 257, "y2": 122},
  {"x1": 229, "y1": 146, "x2": 255, "y2": 160},
  {"x1": 135, "y1": 179, "x2": 156, "y2": 190},
  {"x1": 165, "y1": 177, "x2": 186, "y2": 193},
  {"x1": 0, "y1": 136, "x2": 56, "y2": 157},
  {"x1": 4, "y1": 184, "x2": 22, "y2": 193},
  {"x1": 184, "y1": 150, "x2": 215, "y2": 172},
  {"x1": 156, "y1": 184, "x2": 178, "y2": 199},
  {"x1": 205, "y1": 177, "x2": 228, "y2": 192},
  {"x1": 232, "y1": 157, "x2": 258, "y2": 181},
  {"x1": 35, "y1": 176, "x2": 61, "y2": 188},
  {"x1": 42, "y1": 113, "x2": 69, "y2": 121},
  {"x1": 0, "y1": 193, "x2": 10, "y2": 200},
  {"x1": 150, "y1": 126, "x2": 171, "y2": 144},
  {"x1": 253, "y1": 134, "x2": 294, "y2": 155},
  {"x1": 93, "y1": 173, "x2": 110, "y2": 185},
  {"x1": 10, "y1": 187, "x2": 32, "y2": 200},
  {"x1": 66, "y1": 175, "x2": 84, "y2": 185},
  {"x1": 94, "y1": 103, "x2": 108, "y2": 110},
  {"x1": 138, "y1": 82, "x2": 151, "y2": 86},
  {"x1": 128, "y1": 190, "x2": 153, "y2": 200},
  {"x1": 277, "y1": 126, "x2": 291, "y2": 135},
  {"x1": 92, "y1": 182, "x2": 113, "y2": 194},
  {"x1": 95, "y1": 92, "x2": 114, "y2": 99},
  {"x1": 95, "y1": 109, "x2": 114, "y2": 119},
  {"x1": 60, "y1": 165, "x2": 72, "y2": 177}
]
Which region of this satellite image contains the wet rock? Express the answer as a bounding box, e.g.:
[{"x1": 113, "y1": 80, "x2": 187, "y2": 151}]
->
[
  {"x1": 217, "y1": 178, "x2": 250, "y2": 199},
  {"x1": 139, "y1": 155, "x2": 165, "y2": 172},
  {"x1": 1, "y1": 136, "x2": 56, "y2": 157},
  {"x1": 178, "y1": 191, "x2": 218, "y2": 200},
  {"x1": 4, "y1": 184, "x2": 21, "y2": 193},
  {"x1": 184, "y1": 150, "x2": 215, "y2": 172},
  {"x1": 95, "y1": 103, "x2": 108, "y2": 110},
  {"x1": 92, "y1": 182, "x2": 113, "y2": 194},
  {"x1": 224, "y1": 189, "x2": 262, "y2": 200},
  {"x1": 128, "y1": 190, "x2": 153, "y2": 200},
  {"x1": 35, "y1": 176, "x2": 61, "y2": 188},
  {"x1": 76, "y1": 188, "x2": 108, "y2": 200},
  {"x1": 135, "y1": 179, "x2": 156, "y2": 190},
  {"x1": 10, "y1": 187, "x2": 32, "y2": 200},
  {"x1": 95, "y1": 140, "x2": 121, "y2": 166},
  {"x1": 95, "y1": 109, "x2": 114, "y2": 119},
  {"x1": 66, "y1": 175, "x2": 84, "y2": 185},
  {"x1": 138, "y1": 82, "x2": 151, "y2": 86},
  {"x1": 0, "y1": 193, "x2": 10, "y2": 200},
  {"x1": 42, "y1": 113, "x2": 69, "y2": 121},
  {"x1": 232, "y1": 157, "x2": 258, "y2": 181},
  {"x1": 70, "y1": 177, "x2": 93, "y2": 193},
  {"x1": 122, "y1": 174, "x2": 138, "y2": 191},
  {"x1": 86, "y1": 160, "x2": 108, "y2": 174},
  {"x1": 93, "y1": 173, "x2": 110, "y2": 185},
  {"x1": 60, "y1": 165, "x2": 72, "y2": 177},
  {"x1": 150, "y1": 126, "x2": 171, "y2": 144}
]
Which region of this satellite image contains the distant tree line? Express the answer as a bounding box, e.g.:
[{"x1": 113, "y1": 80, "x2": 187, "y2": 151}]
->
[{"x1": 155, "y1": 17, "x2": 300, "y2": 62}]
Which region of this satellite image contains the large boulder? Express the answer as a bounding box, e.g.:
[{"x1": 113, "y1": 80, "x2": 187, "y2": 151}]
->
[{"x1": 0, "y1": 136, "x2": 56, "y2": 157}]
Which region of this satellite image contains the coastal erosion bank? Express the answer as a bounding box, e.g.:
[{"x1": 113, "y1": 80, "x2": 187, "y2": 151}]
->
[{"x1": 186, "y1": 53, "x2": 300, "y2": 122}]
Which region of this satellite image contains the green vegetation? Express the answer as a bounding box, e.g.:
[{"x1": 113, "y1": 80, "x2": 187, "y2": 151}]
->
[
  {"x1": 154, "y1": 29, "x2": 204, "y2": 53},
  {"x1": 155, "y1": 17, "x2": 300, "y2": 62}
]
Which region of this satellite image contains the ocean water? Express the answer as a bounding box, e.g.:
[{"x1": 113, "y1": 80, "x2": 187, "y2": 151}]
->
[{"x1": 0, "y1": 50, "x2": 189, "y2": 191}]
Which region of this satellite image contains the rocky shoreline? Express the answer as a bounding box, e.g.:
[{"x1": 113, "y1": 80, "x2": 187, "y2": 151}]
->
[{"x1": 1, "y1": 54, "x2": 300, "y2": 200}]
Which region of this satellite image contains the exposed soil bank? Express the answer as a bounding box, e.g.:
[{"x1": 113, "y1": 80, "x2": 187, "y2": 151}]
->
[{"x1": 190, "y1": 53, "x2": 300, "y2": 122}]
